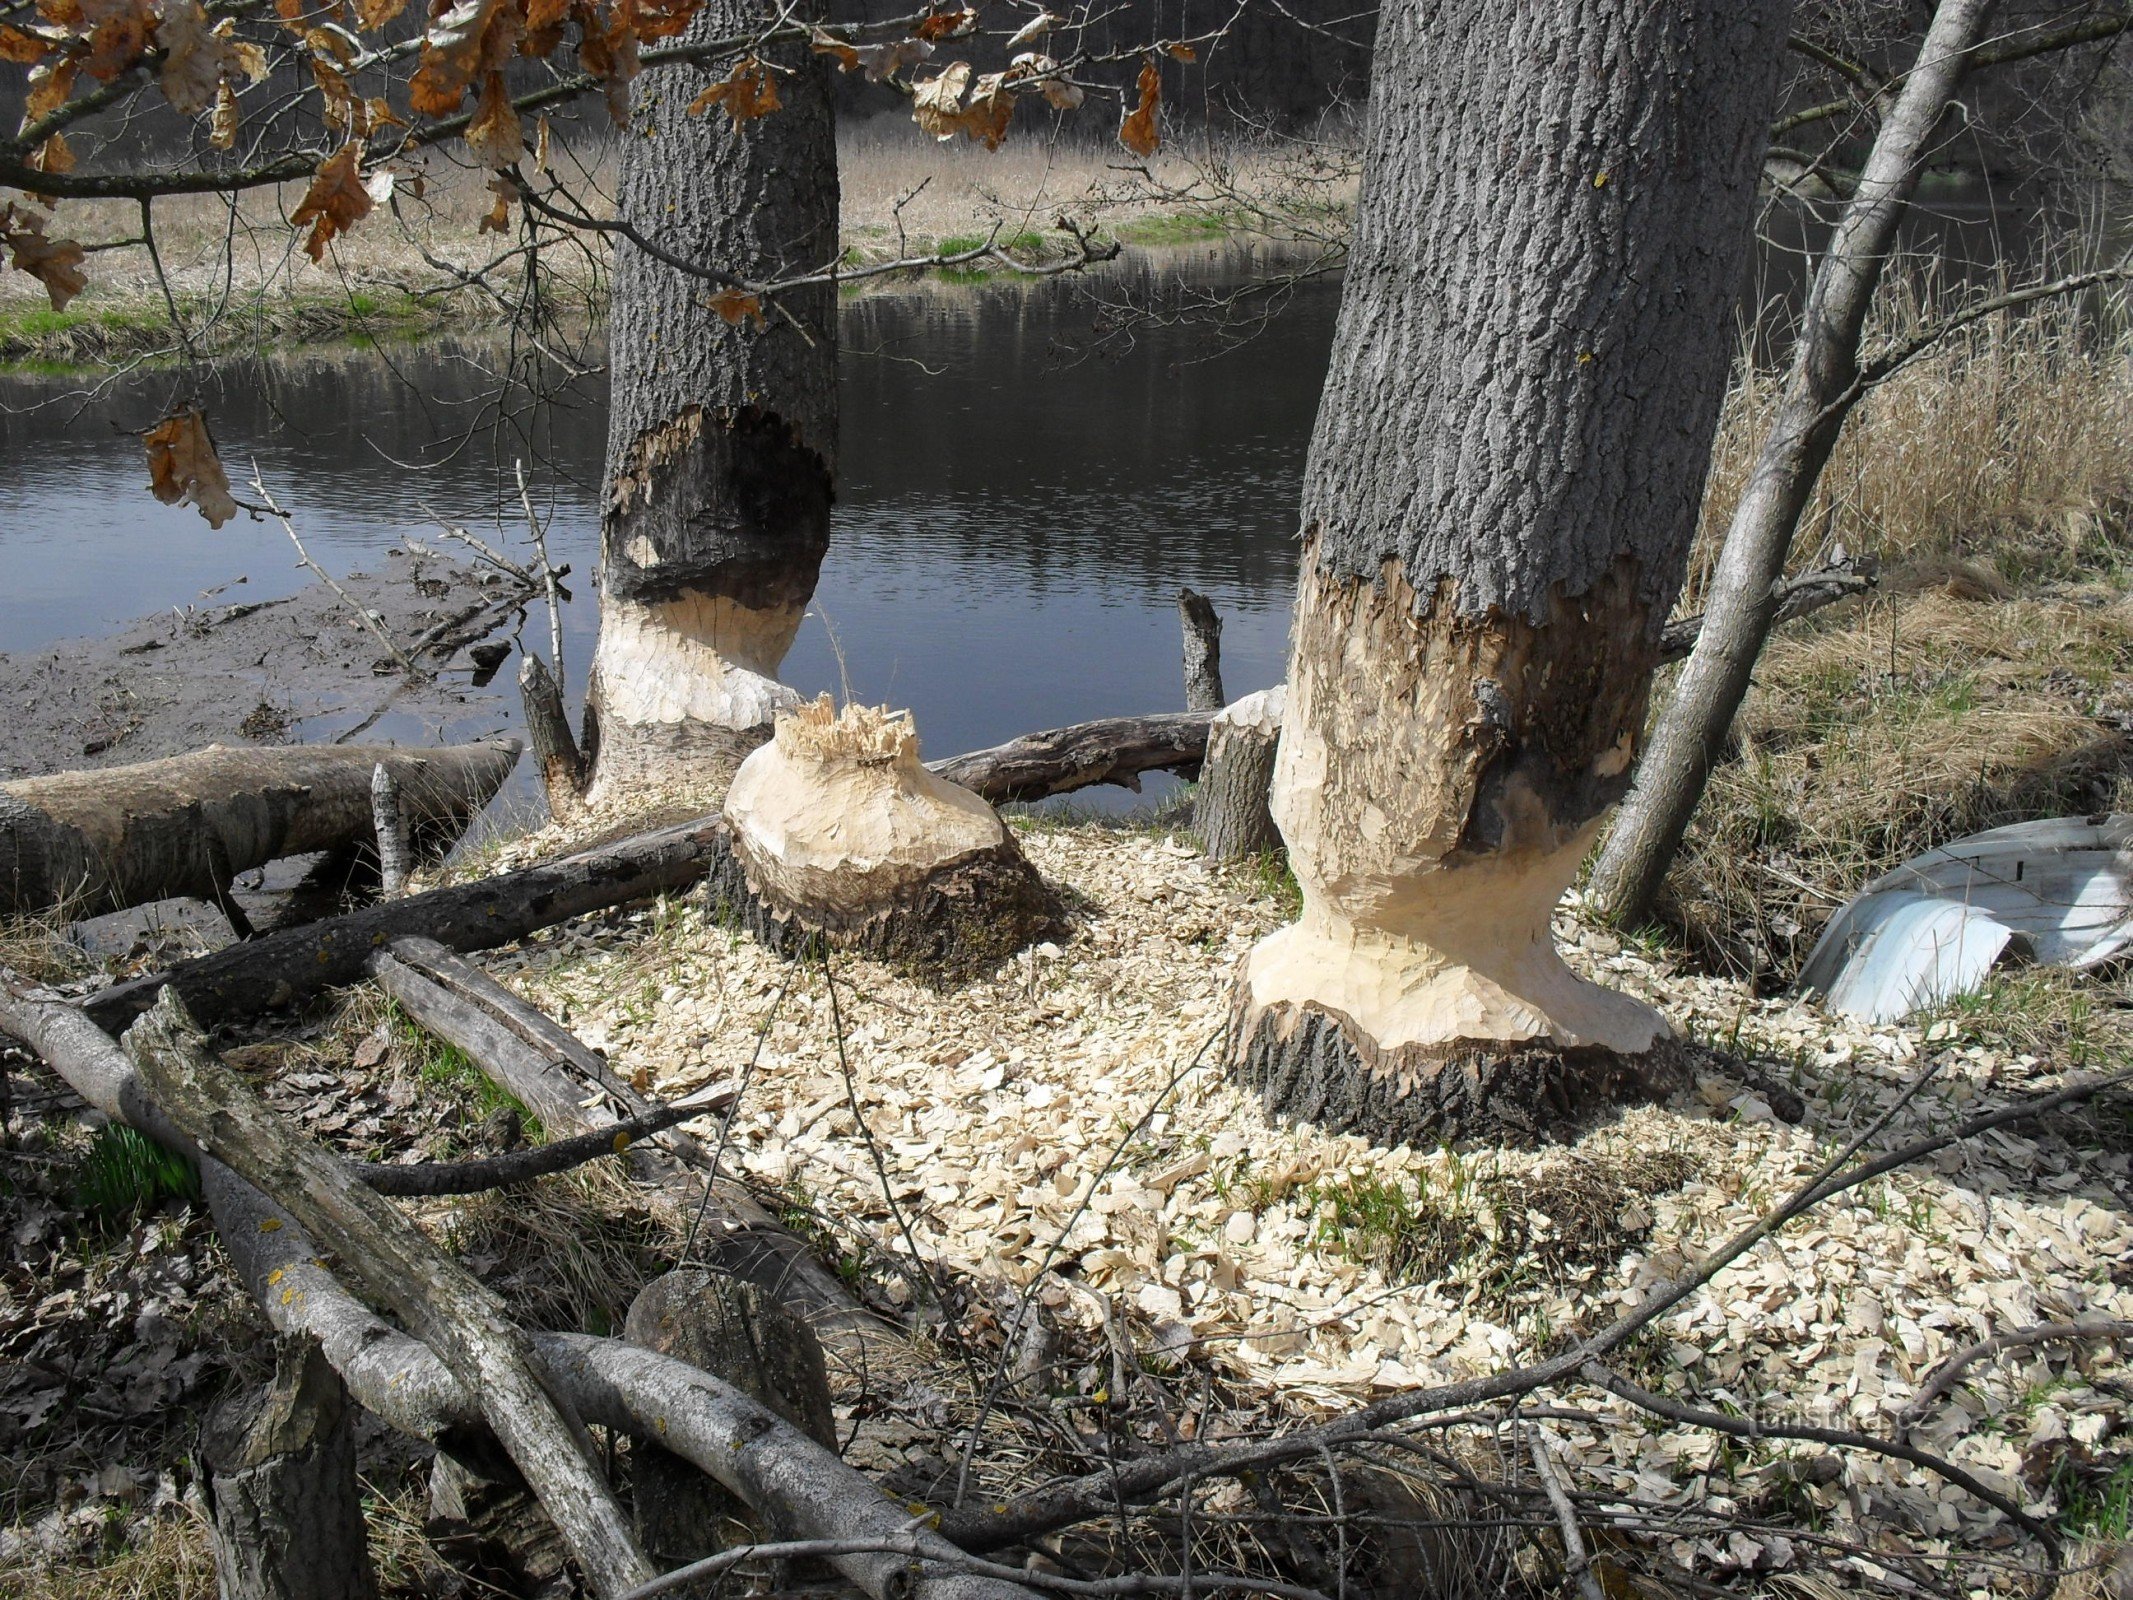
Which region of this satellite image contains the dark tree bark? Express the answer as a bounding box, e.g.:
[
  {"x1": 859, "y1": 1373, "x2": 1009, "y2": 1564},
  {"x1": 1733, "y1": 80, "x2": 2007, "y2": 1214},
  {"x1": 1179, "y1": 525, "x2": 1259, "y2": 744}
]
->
[
  {"x1": 1195, "y1": 688, "x2": 1284, "y2": 863},
  {"x1": 204, "y1": 1337, "x2": 377, "y2": 1600},
  {"x1": 1229, "y1": 0, "x2": 1792, "y2": 1145},
  {"x1": 583, "y1": 3, "x2": 838, "y2": 797},
  {"x1": 1586, "y1": 0, "x2": 1996, "y2": 929},
  {"x1": 1177, "y1": 589, "x2": 1225, "y2": 712}
]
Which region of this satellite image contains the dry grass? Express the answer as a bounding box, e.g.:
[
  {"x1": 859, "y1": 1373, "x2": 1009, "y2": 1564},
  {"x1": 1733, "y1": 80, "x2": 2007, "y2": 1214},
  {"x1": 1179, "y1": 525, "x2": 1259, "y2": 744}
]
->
[{"x1": 1657, "y1": 268, "x2": 2133, "y2": 984}]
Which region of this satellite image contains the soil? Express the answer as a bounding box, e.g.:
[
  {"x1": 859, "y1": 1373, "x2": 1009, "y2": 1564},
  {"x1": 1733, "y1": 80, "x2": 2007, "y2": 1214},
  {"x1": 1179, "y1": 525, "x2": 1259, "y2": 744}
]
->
[{"x1": 0, "y1": 547, "x2": 532, "y2": 783}]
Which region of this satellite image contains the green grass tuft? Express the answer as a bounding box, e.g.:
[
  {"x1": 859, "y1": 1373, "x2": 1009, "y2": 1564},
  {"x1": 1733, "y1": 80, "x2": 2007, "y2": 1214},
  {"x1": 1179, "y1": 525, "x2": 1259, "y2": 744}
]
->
[{"x1": 73, "y1": 1124, "x2": 200, "y2": 1224}]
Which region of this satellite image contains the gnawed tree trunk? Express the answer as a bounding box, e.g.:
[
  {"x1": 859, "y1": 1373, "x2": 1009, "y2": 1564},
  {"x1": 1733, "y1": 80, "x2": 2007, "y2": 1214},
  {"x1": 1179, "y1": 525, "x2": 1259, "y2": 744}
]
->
[
  {"x1": 1585, "y1": 0, "x2": 1996, "y2": 930},
  {"x1": 520, "y1": 654, "x2": 585, "y2": 821},
  {"x1": 718, "y1": 699, "x2": 1061, "y2": 980},
  {"x1": 370, "y1": 763, "x2": 411, "y2": 898},
  {"x1": 1177, "y1": 589, "x2": 1225, "y2": 712},
  {"x1": 583, "y1": 2, "x2": 837, "y2": 798},
  {"x1": 0, "y1": 739, "x2": 519, "y2": 916},
  {"x1": 1229, "y1": 1, "x2": 1790, "y2": 1145},
  {"x1": 1195, "y1": 687, "x2": 1284, "y2": 863},
  {"x1": 203, "y1": 1336, "x2": 377, "y2": 1600}
]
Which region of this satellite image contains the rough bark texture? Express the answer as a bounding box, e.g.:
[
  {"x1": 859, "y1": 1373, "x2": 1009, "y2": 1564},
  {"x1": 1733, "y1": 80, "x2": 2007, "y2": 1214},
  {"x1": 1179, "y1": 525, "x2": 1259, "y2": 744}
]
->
[
  {"x1": 931, "y1": 712, "x2": 1212, "y2": 803},
  {"x1": 0, "y1": 974, "x2": 1034, "y2": 1600},
  {"x1": 0, "y1": 739, "x2": 519, "y2": 916},
  {"x1": 1585, "y1": 0, "x2": 1994, "y2": 929},
  {"x1": 124, "y1": 992, "x2": 658, "y2": 1600},
  {"x1": 585, "y1": 0, "x2": 837, "y2": 797},
  {"x1": 203, "y1": 1337, "x2": 377, "y2": 1600},
  {"x1": 520, "y1": 653, "x2": 585, "y2": 821},
  {"x1": 625, "y1": 1271, "x2": 836, "y2": 1574},
  {"x1": 720, "y1": 702, "x2": 1062, "y2": 981},
  {"x1": 1195, "y1": 687, "x2": 1285, "y2": 863},
  {"x1": 1177, "y1": 589, "x2": 1226, "y2": 713},
  {"x1": 1233, "y1": 0, "x2": 1791, "y2": 1144},
  {"x1": 370, "y1": 763, "x2": 412, "y2": 899},
  {"x1": 80, "y1": 812, "x2": 730, "y2": 1033}
]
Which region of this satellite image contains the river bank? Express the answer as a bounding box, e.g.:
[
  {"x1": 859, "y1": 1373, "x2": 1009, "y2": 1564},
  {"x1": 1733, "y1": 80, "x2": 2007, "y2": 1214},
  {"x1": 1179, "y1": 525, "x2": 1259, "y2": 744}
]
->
[{"x1": 0, "y1": 130, "x2": 1321, "y2": 369}]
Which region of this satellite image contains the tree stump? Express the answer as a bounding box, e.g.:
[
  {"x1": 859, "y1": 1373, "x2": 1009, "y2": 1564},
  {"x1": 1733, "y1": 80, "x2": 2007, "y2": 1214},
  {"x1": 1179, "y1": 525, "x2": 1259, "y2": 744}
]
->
[
  {"x1": 427, "y1": 1449, "x2": 573, "y2": 1599},
  {"x1": 1195, "y1": 686, "x2": 1285, "y2": 863},
  {"x1": 518, "y1": 654, "x2": 585, "y2": 822},
  {"x1": 1177, "y1": 588, "x2": 1225, "y2": 713},
  {"x1": 203, "y1": 1336, "x2": 377, "y2": 1600},
  {"x1": 370, "y1": 763, "x2": 411, "y2": 898},
  {"x1": 715, "y1": 698, "x2": 1062, "y2": 981},
  {"x1": 624, "y1": 1270, "x2": 837, "y2": 1584}
]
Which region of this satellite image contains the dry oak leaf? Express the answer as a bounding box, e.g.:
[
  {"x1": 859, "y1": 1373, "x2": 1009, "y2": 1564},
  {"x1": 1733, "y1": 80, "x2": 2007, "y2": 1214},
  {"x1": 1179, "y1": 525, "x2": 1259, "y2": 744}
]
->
[
  {"x1": 687, "y1": 54, "x2": 779, "y2": 122},
  {"x1": 478, "y1": 172, "x2": 514, "y2": 233},
  {"x1": 353, "y1": 0, "x2": 407, "y2": 30},
  {"x1": 82, "y1": 9, "x2": 151, "y2": 79},
  {"x1": 409, "y1": 0, "x2": 519, "y2": 118},
  {"x1": 143, "y1": 405, "x2": 238, "y2": 529},
  {"x1": 209, "y1": 77, "x2": 238, "y2": 147},
  {"x1": 708, "y1": 287, "x2": 764, "y2": 327},
  {"x1": 809, "y1": 29, "x2": 858, "y2": 71},
  {"x1": 26, "y1": 131, "x2": 74, "y2": 182},
  {"x1": 960, "y1": 71, "x2": 1013, "y2": 149},
  {"x1": 911, "y1": 58, "x2": 970, "y2": 140},
  {"x1": 616, "y1": 0, "x2": 698, "y2": 45},
  {"x1": 464, "y1": 69, "x2": 522, "y2": 167},
  {"x1": 0, "y1": 24, "x2": 54, "y2": 62},
  {"x1": 1004, "y1": 10, "x2": 1055, "y2": 50},
  {"x1": 851, "y1": 35, "x2": 929, "y2": 82},
  {"x1": 1164, "y1": 40, "x2": 1196, "y2": 61},
  {"x1": 2, "y1": 205, "x2": 88, "y2": 310},
  {"x1": 912, "y1": 5, "x2": 975, "y2": 41},
  {"x1": 157, "y1": 0, "x2": 266, "y2": 117},
  {"x1": 1118, "y1": 57, "x2": 1159, "y2": 156},
  {"x1": 290, "y1": 139, "x2": 374, "y2": 261},
  {"x1": 1011, "y1": 51, "x2": 1079, "y2": 111},
  {"x1": 23, "y1": 55, "x2": 76, "y2": 125}
]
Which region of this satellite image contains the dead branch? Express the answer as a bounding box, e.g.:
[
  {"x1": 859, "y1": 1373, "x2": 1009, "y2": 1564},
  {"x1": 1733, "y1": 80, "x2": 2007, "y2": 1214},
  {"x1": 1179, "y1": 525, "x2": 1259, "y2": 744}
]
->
[
  {"x1": 1895, "y1": 1318, "x2": 2133, "y2": 1444},
  {"x1": 124, "y1": 990, "x2": 659, "y2": 1598}
]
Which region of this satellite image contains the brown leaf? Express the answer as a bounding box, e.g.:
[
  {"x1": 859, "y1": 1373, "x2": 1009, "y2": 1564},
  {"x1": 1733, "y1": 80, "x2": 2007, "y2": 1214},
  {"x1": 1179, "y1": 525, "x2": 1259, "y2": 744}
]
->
[
  {"x1": 522, "y1": 0, "x2": 567, "y2": 53},
  {"x1": 1164, "y1": 41, "x2": 1196, "y2": 62},
  {"x1": 810, "y1": 31, "x2": 858, "y2": 71},
  {"x1": 687, "y1": 55, "x2": 780, "y2": 122},
  {"x1": 0, "y1": 23, "x2": 54, "y2": 62},
  {"x1": 352, "y1": 0, "x2": 406, "y2": 29},
  {"x1": 24, "y1": 56, "x2": 75, "y2": 124},
  {"x1": 708, "y1": 287, "x2": 764, "y2": 327},
  {"x1": 463, "y1": 69, "x2": 521, "y2": 167},
  {"x1": 2, "y1": 204, "x2": 88, "y2": 310},
  {"x1": 913, "y1": 5, "x2": 975, "y2": 41},
  {"x1": 289, "y1": 139, "x2": 373, "y2": 261},
  {"x1": 852, "y1": 36, "x2": 929, "y2": 83},
  {"x1": 1013, "y1": 52, "x2": 1080, "y2": 110},
  {"x1": 409, "y1": 0, "x2": 518, "y2": 118},
  {"x1": 311, "y1": 56, "x2": 356, "y2": 134},
  {"x1": 27, "y1": 132, "x2": 73, "y2": 181},
  {"x1": 154, "y1": 0, "x2": 221, "y2": 113},
  {"x1": 618, "y1": 0, "x2": 697, "y2": 44},
  {"x1": 209, "y1": 77, "x2": 237, "y2": 147},
  {"x1": 82, "y1": 10, "x2": 149, "y2": 78},
  {"x1": 961, "y1": 70, "x2": 1013, "y2": 149},
  {"x1": 143, "y1": 405, "x2": 237, "y2": 529},
  {"x1": 365, "y1": 94, "x2": 406, "y2": 130},
  {"x1": 1118, "y1": 58, "x2": 1159, "y2": 157},
  {"x1": 478, "y1": 172, "x2": 514, "y2": 234},
  {"x1": 911, "y1": 58, "x2": 970, "y2": 140}
]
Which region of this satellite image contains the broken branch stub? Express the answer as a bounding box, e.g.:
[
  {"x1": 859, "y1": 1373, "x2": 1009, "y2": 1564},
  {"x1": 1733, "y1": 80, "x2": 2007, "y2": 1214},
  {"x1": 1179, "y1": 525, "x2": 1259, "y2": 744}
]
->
[
  {"x1": 1195, "y1": 686, "x2": 1284, "y2": 863},
  {"x1": 717, "y1": 698, "x2": 1062, "y2": 981},
  {"x1": 122, "y1": 990, "x2": 657, "y2": 1599}
]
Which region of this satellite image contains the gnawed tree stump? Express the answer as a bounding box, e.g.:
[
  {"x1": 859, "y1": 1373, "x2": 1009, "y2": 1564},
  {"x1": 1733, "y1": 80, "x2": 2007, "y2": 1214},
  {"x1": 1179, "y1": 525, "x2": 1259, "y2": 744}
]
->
[
  {"x1": 1177, "y1": 588, "x2": 1226, "y2": 712},
  {"x1": 0, "y1": 739, "x2": 519, "y2": 916},
  {"x1": 519, "y1": 654, "x2": 586, "y2": 822},
  {"x1": 1195, "y1": 687, "x2": 1284, "y2": 863},
  {"x1": 625, "y1": 1271, "x2": 836, "y2": 1583},
  {"x1": 203, "y1": 1336, "x2": 377, "y2": 1600},
  {"x1": 428, "y1": 1450, "x2": 574, "y2": 1599},
  {"x1": 717, "y1": 699, "x2": 1062, "y2": 980},
  {"x1": 370, "y1": 763, "x2": 412, "y2": 898}
]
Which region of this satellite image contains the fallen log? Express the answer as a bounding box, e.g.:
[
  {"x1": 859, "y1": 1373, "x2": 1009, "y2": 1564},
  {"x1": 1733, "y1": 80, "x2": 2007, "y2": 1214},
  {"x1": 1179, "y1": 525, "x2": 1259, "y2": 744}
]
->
[
  {"x1": 81, "y1": 812, "x2": 730, "y2": 1033},
  {"x1": 0, "y1": 739, "x2": 520, "y2": 917},
  {"x1": 126, "y1": 991, "x2": 659, "y2": 1600},
  {"x1": 0, "y1": 973, "x2": 1036, "y2": 1600},
  {"x1": 371, "y1": 937, "x2": 906, "y2": 1381},
  {"x1": 928, "y1": 712, "x2": 1214, "y2": 804}
]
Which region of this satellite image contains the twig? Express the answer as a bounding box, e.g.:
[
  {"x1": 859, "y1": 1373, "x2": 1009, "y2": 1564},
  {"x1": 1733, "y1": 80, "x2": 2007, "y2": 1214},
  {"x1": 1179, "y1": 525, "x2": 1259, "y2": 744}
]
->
[
  {"x1": 1896, "y1": 1318, "x2": 2133, "y2": 1443},
  {"x1": 515, "y1": 459, "x2": 569, "y2": 695},
  {"x1": 251, "y1": 468, "x2": 423, "y2": 678},
  {"x1": 1526, "y1": 1425, "x2": 1603, "y2": 1600}
]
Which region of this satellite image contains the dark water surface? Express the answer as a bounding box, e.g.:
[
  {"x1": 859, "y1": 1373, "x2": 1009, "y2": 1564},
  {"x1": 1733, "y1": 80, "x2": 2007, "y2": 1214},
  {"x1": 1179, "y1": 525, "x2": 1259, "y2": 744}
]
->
[{"x1": 0, "y1": 270, "x2": 1336, "y2": 804}]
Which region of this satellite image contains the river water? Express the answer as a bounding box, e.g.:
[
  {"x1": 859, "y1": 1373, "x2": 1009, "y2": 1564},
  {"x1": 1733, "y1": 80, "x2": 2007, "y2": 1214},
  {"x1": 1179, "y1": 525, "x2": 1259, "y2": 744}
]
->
[{"x1": 0, "y1": 263, "x2": 1335, "y2": 800}]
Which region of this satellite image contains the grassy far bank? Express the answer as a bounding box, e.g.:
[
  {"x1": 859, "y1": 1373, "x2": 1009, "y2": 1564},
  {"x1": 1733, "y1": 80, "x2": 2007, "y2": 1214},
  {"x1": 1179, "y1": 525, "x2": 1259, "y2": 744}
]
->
[{"x1": 0, "y1": 125, "x2": 1298, "y2": 368}]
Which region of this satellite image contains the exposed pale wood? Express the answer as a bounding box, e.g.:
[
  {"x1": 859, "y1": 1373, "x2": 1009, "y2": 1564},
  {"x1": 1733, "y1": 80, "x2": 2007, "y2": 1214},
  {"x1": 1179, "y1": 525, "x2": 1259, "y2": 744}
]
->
[
  {"x1": 1177, "y1": 588, "x2": 1226, "y2": 713},
  {"x1": 720, "y1": 701, "x2": 1060, "y2": 980},
  {"x1": 519, "y1": 654, "x2": 586, "y2": 821},
  {"x1": 204, "y1": 1336, "x2": 377, "y2": 1600},
  {"x1": 929, "y1": 712, "x2": 1213, "y2": 804},
  {"x1": 1195, "y1": 687, "x2": 1285, "y2": 863},
  {"x1": 0, "y1": 973, "x2": 1037, "y2": 1600},
  {"x1": 123, "y1": 991, "x2": 657, "y2": 1600},
  {"x1": 0, "y1": 739, "x2": 519, "y2": 916},
  {"x1": 80, "y1": 812, "x2": 731, "y2": 1033},
  {"x1": 370, "y1": 763, "x2": 412, "y2": 899}
]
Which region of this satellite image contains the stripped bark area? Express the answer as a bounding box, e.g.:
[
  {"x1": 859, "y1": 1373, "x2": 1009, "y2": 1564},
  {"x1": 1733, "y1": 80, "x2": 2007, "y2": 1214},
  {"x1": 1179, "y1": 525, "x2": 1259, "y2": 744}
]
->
[
  {"x1": 1231, "y1": 0, "x2": 1789, "y2": 1143},
  {"x1": 718, "y1": 699, "x2": 1062, "y2": 981},
  {"x1": 0, "y1": 739, "x2": 518, "y2": 916},
  {"x1": 585, "y1": 0, "x2": 837, "y2": 798}
]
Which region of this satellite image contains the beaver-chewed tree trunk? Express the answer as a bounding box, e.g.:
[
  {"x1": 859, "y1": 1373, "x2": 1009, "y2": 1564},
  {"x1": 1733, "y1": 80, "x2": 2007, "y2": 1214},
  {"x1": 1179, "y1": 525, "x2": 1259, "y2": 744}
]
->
[
  {"x1": 716, "y1": 699, "x2": 1060, "y2": 981},
  {"x1": 1229, "y1": 0, "x2": 1790, "y2": 1146},
  {"x1": 582, "y1": 0, "x2": 836, "y2": 799}
]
